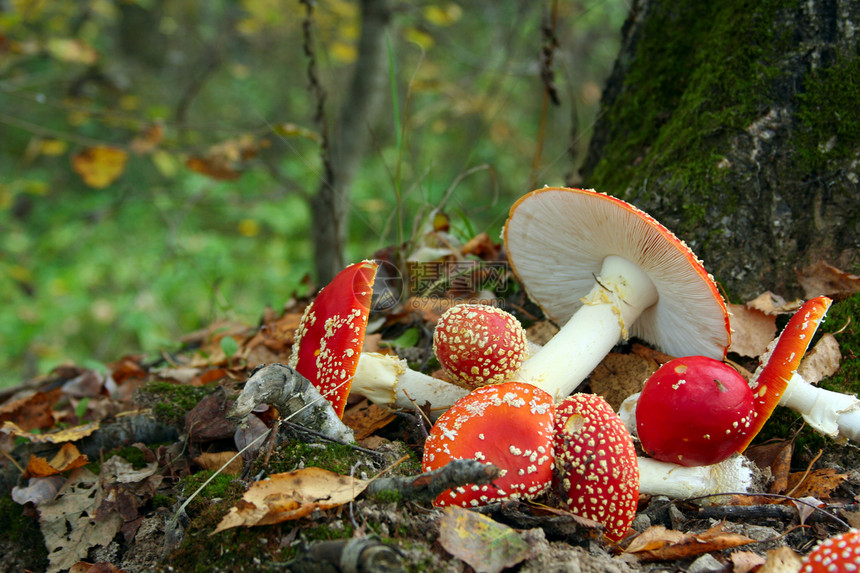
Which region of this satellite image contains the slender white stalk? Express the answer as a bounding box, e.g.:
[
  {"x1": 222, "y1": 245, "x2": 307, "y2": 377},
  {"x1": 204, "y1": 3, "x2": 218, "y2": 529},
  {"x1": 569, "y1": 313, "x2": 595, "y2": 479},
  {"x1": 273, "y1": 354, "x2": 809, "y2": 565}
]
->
[
  {"x1": 514, "y1": 255, "x2": 658, "y2": 401},
  {"x1": 778, "y1": 372, "x2": 860, "y2": 441},
  {"x1": 638, "y1": 455, "x2": 756, "y2": 502},
  {"x1": 352, "y1": 352, "x2": 469, "y2": 419}
]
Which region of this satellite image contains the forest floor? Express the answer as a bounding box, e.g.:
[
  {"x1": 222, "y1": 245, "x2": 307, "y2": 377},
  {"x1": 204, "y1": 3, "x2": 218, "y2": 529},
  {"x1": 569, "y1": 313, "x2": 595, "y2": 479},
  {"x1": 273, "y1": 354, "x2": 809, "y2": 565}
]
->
[{"x1": 1, "y1": 250, "x2": 859, "y2": 573}]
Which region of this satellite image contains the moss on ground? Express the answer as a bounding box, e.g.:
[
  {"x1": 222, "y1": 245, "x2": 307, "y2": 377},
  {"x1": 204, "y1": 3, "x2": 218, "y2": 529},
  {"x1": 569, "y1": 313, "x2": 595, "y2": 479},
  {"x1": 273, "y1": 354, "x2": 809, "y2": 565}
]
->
[
  {"x1": 136, "y1": 380, "x2": 218, "y2": 427},
  {"x1": 0, "y1": 495, "x2": 49, "y2": 572},
  {"x1": 254, "y1": 440, "x2": 374, "y2": 476}
]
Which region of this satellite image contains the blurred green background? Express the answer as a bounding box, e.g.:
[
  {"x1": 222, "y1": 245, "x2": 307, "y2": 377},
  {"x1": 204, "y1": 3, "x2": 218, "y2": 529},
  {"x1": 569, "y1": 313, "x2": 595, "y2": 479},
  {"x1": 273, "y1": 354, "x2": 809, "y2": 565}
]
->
[{"x1": 0, "y1": 0, "x2": 627, "y2": 387}]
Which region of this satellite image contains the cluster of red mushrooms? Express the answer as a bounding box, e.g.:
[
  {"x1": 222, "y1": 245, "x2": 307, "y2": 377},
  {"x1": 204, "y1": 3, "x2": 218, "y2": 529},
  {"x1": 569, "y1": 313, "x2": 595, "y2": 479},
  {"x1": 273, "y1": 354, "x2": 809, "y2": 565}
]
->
[{"x1": 281, "y1": 187, "x2": 858, "y2": 550}]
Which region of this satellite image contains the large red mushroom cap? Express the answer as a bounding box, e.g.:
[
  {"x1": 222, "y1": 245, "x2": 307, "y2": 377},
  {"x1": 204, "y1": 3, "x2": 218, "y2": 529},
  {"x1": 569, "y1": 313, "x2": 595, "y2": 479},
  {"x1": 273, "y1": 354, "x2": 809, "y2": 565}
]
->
[
  {"x1": 636, "y1": 356, "x2": 755, "y2": 467},
  {"x1": 422, "y1": 381, "x2": 555, "y2": 507},
  {"x1": 553, "y1": 393, "x2": 639, "y2": 542},
  {"x1": 801, "y1": 529, "x2": 860, "y2": 573},
  {"x1": 433, "y1": 304, "x2": 529, "y2": 390},
  {"x1": 738, "y1": 296, "x2": 833, "y2": 451},
  {"x1": 504, "y1": 187, "x2": 730, "y2": 359},
  {"x1": 289, "y1": 260, "x2": 378, "y2": 418}
]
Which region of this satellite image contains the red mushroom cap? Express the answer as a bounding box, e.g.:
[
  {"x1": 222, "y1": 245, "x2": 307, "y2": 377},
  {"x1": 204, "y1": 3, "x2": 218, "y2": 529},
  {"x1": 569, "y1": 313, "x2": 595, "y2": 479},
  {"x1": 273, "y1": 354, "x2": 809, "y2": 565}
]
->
[
  {"x1": 800, "y1": 529, "x2": 860, "y2": 573},
  {"x1": 422, "y1": 381, "x2": 555, "y2": 507},
  {"x1": 636, "y1": 356, "x2": 755, "y2": 467},
  {"x1": 289, "y1": 260, "x2": 378, "y2": 418},
  {"x1": 553, "y1": 393, "x2": 639, "y2": 542},
  {"x1": 738, "y1": 296, "x2": 833, "y2": 452},
  {"x1": 433, "y1": 304, "x2": 529, "y2": 390}
]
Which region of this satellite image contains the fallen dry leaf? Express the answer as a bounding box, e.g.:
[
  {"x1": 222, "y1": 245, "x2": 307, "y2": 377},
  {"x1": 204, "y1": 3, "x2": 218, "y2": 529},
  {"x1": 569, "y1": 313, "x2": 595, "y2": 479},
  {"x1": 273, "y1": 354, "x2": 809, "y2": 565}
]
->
[
  {"x1": 2, "y1": 420, "x2": 100, "y2": 443},
  {"x1": 342, "y1": 399, "x2": 397, "y2": 440},
  {"x1": 438, "y1": 506, "x2": 539, "y2": 573},
  {"x1": 746, "y1": 291, "x2": 802, "y2": 315},
  {"x1": 39, "y1": 468, "x2": 123, "y2": 573},
  {"x1": 758, "y1": 545, "x2": 802, "y2": 573},
  {"x1": 69, "y1": 562, "x2": 124, "y2": 573},
  {"x1": 193, "y1": 451, "x2": 243, "y2": 475},
  {"x1": 745, "y1": 439, "x2": 793, "y2": 495},
  {"x1": 791, "y1": 496, "x2": 824, "y2": 525},
  {"x1": 625, "y1": 523, "x2": 755, "y2": 562},
  {"x1": 786, "y1": 468, "x2": 848, "y2": 500},
  {"x1": 130, "y1": 122, "x2": 164, "y2": 154},
  {"x1": 72, "y1": 146, "x2": 128, "y2": 188},
  {"x1": 797, "y1": 261, "x2": 860, "y2": 299},
  {"x1": 731, "y1": 550, "x2": 766, "y2": 573},
  {"x1": 25, "y1": 443, "x2": 89, "y2": 478},
  {"x1": 213, "y1": 467, "x2": 368, "y2": 534},
  {"x1": 0, "y1": 389, "x2": 58, "y2": 431},
  {"x1": 797, "y1": 333, "x2": 841, "y2": 384},
  {"x1": 729, "y1": 302, "x2": 777, "y2": 358}
]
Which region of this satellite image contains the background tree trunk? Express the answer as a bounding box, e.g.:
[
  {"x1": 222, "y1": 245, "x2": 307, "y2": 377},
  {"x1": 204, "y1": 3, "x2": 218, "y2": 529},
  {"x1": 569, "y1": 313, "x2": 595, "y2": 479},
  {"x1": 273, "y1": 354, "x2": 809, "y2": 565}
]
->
[
  {"x1": 311, "y1": 0, "x2": 392, "y2": 285},
  {"x1": 578, "y1": 0, "x2": 859, "y2": 300}
]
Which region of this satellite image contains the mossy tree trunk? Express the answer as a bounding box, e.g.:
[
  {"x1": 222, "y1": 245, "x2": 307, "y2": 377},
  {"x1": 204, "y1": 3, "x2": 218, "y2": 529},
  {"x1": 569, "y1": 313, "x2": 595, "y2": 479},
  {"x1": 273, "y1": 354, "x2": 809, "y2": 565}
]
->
[{"x1": 578, "y1": 0, "x2": 859, "y2": 300}]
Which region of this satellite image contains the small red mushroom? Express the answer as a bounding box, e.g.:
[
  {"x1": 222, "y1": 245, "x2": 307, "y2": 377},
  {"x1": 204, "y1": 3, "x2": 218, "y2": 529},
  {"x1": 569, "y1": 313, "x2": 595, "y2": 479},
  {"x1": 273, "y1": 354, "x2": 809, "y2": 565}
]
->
[
  {"x1": 553, "y1": 393, "x2": 639, "y2": 542},
  {"x1": 433, "y1": 304, "x2": 529, "y2": 390},
  {"x1": 800, "y1": 529, "x2": 860, "y2": 573},
  {"x1": 421, "y1": 381, "x2": 555, "y2": 507},
  {"x1": 635, "y1": 356, "x2": 755, "y2": 467},
  {"x1": 290, "y1": 260, "x2": 377, "y2": 418}
]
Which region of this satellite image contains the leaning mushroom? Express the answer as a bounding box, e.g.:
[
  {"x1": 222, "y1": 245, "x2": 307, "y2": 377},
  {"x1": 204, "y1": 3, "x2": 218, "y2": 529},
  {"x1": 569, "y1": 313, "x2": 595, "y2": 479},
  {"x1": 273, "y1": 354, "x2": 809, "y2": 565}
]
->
[
  {"x1": 739, "y1": 296, "x2": 860, "y2": 446},
  {"x1": 504, "y1": 187, "x2": 731, "y2": 401},
  {"x1": 290, "y1": 260, "x2": 378, "y2": 417},
  {"x1": 433, "y1": 304, "x2": 530, "y2": 390},
  {"x1": 421, "y1": 382, "x2": 555, "y2": 507},
  {"x1": 553, "y1": 393, "x2": 639, "y2": 542},
  {"x1": 288, "y1": 260, "x2": 469, "y2": 419},
  {"x1": 635, "y1": 356, "x2": 756, "y2": 467}
]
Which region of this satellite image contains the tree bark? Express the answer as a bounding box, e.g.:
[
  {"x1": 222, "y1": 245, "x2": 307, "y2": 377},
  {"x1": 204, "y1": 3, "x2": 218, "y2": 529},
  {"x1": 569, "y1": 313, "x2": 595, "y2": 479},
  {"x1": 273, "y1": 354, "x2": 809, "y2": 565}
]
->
[
  {"x1": 578, "y1": 0, "x2": 859, "y2": 300},
  {"x1": 311, "y1": 0, "x2": 392, "y2": 285}
]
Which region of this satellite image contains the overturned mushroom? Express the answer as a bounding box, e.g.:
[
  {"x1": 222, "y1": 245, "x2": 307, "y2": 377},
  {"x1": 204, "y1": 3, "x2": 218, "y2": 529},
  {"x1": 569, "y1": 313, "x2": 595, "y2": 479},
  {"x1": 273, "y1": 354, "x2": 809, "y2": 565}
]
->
[{"x1": 504, "y1": 187, "x2": 731, "y2": 401}]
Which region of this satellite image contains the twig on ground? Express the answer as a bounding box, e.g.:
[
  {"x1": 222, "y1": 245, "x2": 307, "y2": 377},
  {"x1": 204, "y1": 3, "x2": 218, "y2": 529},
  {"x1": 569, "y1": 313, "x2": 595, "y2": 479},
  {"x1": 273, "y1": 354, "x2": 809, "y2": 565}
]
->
[{"x1": 365, "y1": 459, "x2": 501, "y2": 503}]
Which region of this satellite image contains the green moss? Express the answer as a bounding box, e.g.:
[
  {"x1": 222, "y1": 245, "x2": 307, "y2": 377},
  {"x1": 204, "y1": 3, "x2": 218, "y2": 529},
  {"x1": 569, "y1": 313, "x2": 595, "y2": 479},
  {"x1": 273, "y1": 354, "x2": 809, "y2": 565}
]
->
[
  {"x1": 256, "y1": 441, "x2": 371, "y2": 476},
  {"x1": 179, "y1": 470, "x2": 244, "y2": 506},
  {"x1": 795, "y1": 57, "x2": 860, "y2": 172},
  {"x1": 819, "y1": 292, "x2": 860, "y2": 397},
  {"x1": 368, "y1": 489, "x2": 403, "y2": 504},
  {"x1": 587, "y1": 0, "x2": 796, "y2": 233},
  {"x1": 0, "y1": 495, "x2": 49, "y2": 571},
  {"x1": 105, "y1": 445, "x2": 149, "y2": 470},
  {"x1": 136, "y1": 380, "x2": 217, "y2": 427}
]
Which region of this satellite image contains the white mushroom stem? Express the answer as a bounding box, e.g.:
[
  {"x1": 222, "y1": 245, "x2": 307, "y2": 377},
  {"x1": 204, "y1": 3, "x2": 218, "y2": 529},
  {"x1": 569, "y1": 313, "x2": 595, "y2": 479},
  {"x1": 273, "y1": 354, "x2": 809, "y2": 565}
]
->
[
  {"x1": 637, "y1": 455, "x2": 756, "y2": 503},
  {"x1": 514, "y1": 255, "x2": 659, "y2": 401},
  {"x1": 351, "y1": 352, "x2": 469, "y2": 420},
  {"x1": 777, "y1": 372, "x2": 860, "y2": 442}
]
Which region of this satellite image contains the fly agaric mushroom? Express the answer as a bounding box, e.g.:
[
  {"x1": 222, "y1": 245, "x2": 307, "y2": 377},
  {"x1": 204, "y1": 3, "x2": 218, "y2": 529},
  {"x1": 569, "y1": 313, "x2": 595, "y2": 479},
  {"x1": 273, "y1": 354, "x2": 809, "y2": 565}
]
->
[
  {"x1": 739, "y1": 296, "x2": 860, "y2": 447},
  {"x1": 421, "y1": 381, "x2": 555, "y2": 507},
  {"x1": 553, "y1": 393, "x2": 639, "y2": 542},
  {"x1": 636, "y1": 356, "x2": 755, "y2": 467},
  {"x1": 801, "y1": 529, "x2": 860, "y2": 573},
  {"x1": 636, "y1": 455, "x2": 757, "y2": 501},
  {"x1": 504, "y1": 187, "x2": 731, "y2": 402},
  {"x1": 289, "y1": 260, "x2": 469, "y2": 419},
  {"x1": 433, "y1": 304, "x2": 530, "y2": 390},
  {"x1": 290, "y1": 260, "x2": 377, "y2": 418}
]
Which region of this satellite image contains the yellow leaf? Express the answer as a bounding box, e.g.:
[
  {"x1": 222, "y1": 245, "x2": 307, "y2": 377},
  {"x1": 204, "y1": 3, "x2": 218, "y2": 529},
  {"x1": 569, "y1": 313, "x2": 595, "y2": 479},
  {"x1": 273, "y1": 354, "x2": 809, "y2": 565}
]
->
[
  {"x1": 238, "y1": 219, "x2": 260, "y2": 237},
  {"x1": 330, "y1": 40, "x2": 357, "y2": 64},
  {"x1": 46, "y1": 38, "x2": 98, "y2": 65},
  {"x1": 40, "y1": 139, "x2": 68, "y2": 156},
  {"x1": 213, "y1": 467, "x2": 368, "y2": 534},
  {"x1": 423, "y1": 3, "x2": 463, "y2": 26},
  {"x1": 25, "y1": 443, "x2": 89, "y2": 478},
  {"x1": 438, "y1": 506, "x2": 536, "y2": 573},
  {"x1": 1, "y1": 420, "x2": 100, "y2": 444},
  {"x1": 403, "y1": 27, "x2": 435, "y2": 49},
  {"x1": 72, "y1": 146, "x2": 128, "y2": 188}
]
